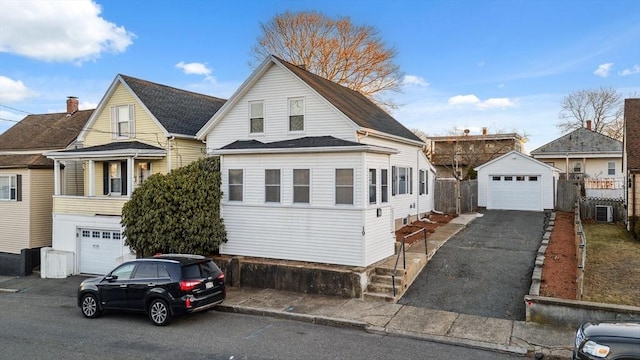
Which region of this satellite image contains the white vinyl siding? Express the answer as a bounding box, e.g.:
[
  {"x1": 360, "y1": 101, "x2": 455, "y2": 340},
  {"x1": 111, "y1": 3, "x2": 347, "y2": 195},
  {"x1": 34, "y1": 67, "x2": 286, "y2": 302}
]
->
[
  {"x1": 477, "y1": 152, "x2": 558, "y2": 211},
  {"x1": 204, "y1": 64, "x2": 355, "y2": 150}
]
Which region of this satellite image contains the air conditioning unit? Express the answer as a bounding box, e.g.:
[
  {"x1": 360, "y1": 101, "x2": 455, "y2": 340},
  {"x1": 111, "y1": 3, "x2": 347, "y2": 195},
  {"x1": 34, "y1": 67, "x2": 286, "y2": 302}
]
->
[{"x1": 595, "y1": 205, "x2": 613, "y2": 223}]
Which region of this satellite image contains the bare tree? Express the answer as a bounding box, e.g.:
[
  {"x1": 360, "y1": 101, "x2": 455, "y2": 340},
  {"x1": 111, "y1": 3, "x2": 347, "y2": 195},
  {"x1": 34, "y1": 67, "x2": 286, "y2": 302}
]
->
[
  {"x1": 411, "y1": 128, "x2": 431, "y2": 158},
  {"x1": 250, "y1": 11, "x2": 402, "y2": 109},
  {"x1": 557, "y1": 87, "x2": 623, "y2": 139}
]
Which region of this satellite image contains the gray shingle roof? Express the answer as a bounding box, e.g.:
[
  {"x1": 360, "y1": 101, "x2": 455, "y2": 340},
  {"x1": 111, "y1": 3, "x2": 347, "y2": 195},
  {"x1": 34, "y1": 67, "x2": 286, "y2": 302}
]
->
[
  {"x1": 530, "y1": 128, "x2": 622, "y2": 155},
  {"x1": 220, "y1": 136, "x2": 363, "y2": 150},
  {"x1": 272, "y1": 56, "x2": 422, "y2": 143},
  {"x1": 60, "y1": 141, "x2": 164, "y2": 153},
  {"x1": 119, "y1": 74, "x2": 226, "y2": 136},
  {"x1": 0, "y1": 109, "x2": 92, "y2": 151}
]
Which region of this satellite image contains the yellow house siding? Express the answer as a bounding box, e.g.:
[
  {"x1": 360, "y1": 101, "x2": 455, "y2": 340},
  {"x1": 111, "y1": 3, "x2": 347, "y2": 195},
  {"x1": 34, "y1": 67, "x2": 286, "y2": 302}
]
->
[
  {"x1": 0, "y1": 169, "x2": 30, "y2": 254},
  {"x1": 83, "y1": 83, "x2": 166, "y2": 148},
  {"x1": 170, "y1": 138, "x2": 205, "y2": 170},
  {"x1": 53, "y1": 196, "x2": 127, "y2": 216},
  {"x1": 28, "y1": 169, "x2": 53, "y2": 249}
]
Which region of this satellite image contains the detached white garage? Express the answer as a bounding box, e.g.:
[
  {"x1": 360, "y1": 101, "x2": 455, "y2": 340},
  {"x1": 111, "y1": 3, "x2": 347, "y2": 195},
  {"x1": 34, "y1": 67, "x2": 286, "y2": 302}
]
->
[{"x1": 475, "y1": 151, "x2": 559, "y2": 211}]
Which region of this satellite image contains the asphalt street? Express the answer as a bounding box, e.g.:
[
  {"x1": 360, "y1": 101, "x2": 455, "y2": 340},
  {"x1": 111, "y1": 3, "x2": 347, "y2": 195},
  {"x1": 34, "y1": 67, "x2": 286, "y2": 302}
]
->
[
  {"x1": 0, "y1": 292, "x2": 522, "y2": 360},
  {"x1": 399, "y1": 210, "x2": 548, "y2": 320}
]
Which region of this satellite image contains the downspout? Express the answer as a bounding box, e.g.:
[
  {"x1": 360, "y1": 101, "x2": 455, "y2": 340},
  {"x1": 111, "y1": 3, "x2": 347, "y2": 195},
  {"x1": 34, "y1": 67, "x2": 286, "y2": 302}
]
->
[
  {"x1": 416, "y1": 148, "x2": 420, "y2": 220},
  {"x1": 167, "y1": 137, "x2": 174, "y2": 172},
  {"x1": 633, "y1": 173, "x2": 637, "y2": 237}
]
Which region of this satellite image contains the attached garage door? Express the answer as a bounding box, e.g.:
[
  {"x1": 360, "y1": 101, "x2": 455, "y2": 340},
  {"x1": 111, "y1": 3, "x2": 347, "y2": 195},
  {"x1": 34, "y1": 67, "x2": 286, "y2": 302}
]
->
[
  {"x1": 79, "y1": 229, "x2": 123, "y2": 274},
  {"x1": 487, "y1": 175, "x2": 543, "y2": 211}
]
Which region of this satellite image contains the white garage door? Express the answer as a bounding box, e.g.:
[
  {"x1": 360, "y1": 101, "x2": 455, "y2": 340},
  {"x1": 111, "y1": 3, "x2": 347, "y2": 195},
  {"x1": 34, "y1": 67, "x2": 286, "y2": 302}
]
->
[
  {"x1": 79, "y1": 229, "x2": 123, "y2": 275},
  {"x1": 487, "y1": 175, "x2": 543, "y2": 211}
]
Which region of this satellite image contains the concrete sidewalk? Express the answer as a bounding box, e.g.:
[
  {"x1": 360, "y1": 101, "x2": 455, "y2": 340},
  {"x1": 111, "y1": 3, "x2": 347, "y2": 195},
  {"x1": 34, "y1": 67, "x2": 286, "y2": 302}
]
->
[{"x1": 0, "y1": 212, "x2": 575, "y2": 359}]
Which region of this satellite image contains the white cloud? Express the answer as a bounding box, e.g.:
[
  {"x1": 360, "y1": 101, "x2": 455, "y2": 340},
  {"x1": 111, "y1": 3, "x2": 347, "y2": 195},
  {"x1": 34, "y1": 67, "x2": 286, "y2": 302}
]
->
[
  {"x1": 477, "y1": 97, "x2": 519, "y2": 109},
  {"x1": 402, "y1": 75, "x2": 429, "y2": 87},
  {"x1": 448, "y1": 94, "x2": 517, "y2": 109},
  {"x1": 593, "y1": 63, "x2": 613, "y2": 77},
  {"x1": 0, "y1": 76, "x2": 38, "y2": 102},
  {"x1": 448, "y1": 94, "x2": 480, "y2": 105},
  {"x1": 176, "y1": 61, "x2": 218, "y2": 83},
  {"x1": 619, "y1": 65, "x2": 640, "y2": 76},
  {"x1": 0, "y1": 0, "x2": 134, "y2": 64}
]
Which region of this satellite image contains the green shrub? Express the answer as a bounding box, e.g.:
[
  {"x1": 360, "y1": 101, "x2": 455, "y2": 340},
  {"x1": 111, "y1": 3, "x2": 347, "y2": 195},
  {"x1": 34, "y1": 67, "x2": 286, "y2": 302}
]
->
[{"x1": 122, "y1": 157, "x2": 226, "y2": 256}]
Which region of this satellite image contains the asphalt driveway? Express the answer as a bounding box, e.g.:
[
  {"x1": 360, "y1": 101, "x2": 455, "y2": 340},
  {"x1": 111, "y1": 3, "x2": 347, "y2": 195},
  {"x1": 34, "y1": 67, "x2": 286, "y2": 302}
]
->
[{"x1": 398, "y1": 210, "x2": 548, "y2": 321}]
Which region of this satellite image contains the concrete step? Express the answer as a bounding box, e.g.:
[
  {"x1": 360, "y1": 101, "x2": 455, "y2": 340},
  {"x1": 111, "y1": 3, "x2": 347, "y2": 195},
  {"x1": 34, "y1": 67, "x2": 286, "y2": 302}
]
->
[
  {"x1": 370, "y1": 274, "x2": 405, "y2": 288},
  {"x1": 362, "y1": 291, "x2": 398, "y2": 303},
  {"x1": 374, "y1": 266, "x2": 407, "y2": 276},
  {"x1": 366, "y1": 281, "x2": 402, "y2": 294}
]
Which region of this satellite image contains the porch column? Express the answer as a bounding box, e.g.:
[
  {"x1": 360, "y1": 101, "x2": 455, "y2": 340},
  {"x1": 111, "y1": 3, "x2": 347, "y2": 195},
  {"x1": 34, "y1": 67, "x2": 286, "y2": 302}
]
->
[
  {"x1": 88, "y1": 160, "x2": 95, "y2": 196},
  {"x1": 127, "y1": 157, "x2": 134, "y2": 197},
  {"x1": 53, "y1": 160, "x2": 61, "y2": 196}
]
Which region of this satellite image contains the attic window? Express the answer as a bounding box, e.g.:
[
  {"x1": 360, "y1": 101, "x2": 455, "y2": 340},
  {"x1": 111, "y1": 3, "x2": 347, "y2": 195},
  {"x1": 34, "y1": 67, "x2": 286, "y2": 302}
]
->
[
  {"x1": 289, "y1": 98, "x2": 304, "y2": 132},
  {"x1": 112, "y1": 105, "x2": 135, "y2": 138},
  {"x1": 249, "y1": 101, "x2": 264, "y2": 134}
]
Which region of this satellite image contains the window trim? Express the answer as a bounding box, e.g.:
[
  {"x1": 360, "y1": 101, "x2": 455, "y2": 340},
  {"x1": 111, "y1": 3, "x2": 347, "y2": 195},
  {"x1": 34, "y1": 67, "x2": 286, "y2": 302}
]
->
[
  {"x1": 265, "y1": 169, "x2": 281, "y2": 203},
  {"x1": 0, "y1": 174, "x2": 20, "y2": 201},
  {"x1": 293, "y1": 169, "x2": 310, "y2": 204},
  {"x1": 249, "y1": 100, "x2": 265, "y2": 134},
  {"x1": 381, "y1": 169, "x2": 388, "y2": 203},
  {"x1": 369, "y1": 169, "x2": 376, "y2": 204},
  {"x1": 335, "y1": 168, "x2": 354, "y2": 205},
  {"x1": 111, "y1": 104, "x2": 135, "y2": 139},
  {"x1": 228, "y1": 169, "x2": 244, "y2": 202},
  {"x1": 607, "y1": 161, "x2": 615, "y2": 175},
  {"x1": 288, "y1": 97, "x2": 305, "y2": 132}
]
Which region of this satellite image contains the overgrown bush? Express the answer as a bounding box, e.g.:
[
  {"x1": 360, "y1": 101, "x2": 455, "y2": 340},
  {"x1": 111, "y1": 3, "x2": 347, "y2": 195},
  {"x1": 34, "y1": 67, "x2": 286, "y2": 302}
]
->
[{"x1": 122, "y1": 157, "x2": 226, "y2": 256}]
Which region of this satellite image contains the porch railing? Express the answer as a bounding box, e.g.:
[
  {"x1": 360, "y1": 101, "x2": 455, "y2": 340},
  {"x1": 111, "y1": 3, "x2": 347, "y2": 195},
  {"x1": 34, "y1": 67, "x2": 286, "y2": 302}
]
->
[{"x1": 391, "y1": 227, "x2": 428, "y2": 297}]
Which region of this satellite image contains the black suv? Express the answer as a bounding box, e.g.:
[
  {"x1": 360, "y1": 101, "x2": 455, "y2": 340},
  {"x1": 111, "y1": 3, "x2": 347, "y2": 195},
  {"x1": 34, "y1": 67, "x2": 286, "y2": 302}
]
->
[{"x1": 77, "y1": 254, "x2": 225, "y2": 326}]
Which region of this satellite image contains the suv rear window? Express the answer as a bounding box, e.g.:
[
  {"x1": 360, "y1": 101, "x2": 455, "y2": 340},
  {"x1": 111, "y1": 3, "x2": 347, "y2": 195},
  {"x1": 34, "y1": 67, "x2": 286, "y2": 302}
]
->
[{"x1": 182, "y1": 260, "x2": 221, "y2": 279}]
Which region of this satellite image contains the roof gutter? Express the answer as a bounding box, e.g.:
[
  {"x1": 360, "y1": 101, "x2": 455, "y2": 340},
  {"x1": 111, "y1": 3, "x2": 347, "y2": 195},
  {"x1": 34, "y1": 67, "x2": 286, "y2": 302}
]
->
[{"x1": 356, "y1": 128, "x2": 425, "y2": 147}]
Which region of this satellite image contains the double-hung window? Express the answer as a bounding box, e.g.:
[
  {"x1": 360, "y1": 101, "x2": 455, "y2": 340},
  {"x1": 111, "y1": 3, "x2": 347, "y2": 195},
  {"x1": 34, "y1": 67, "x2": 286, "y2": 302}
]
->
[
  {"x1": 419, "y1": 170, "x2": 427, "y2": 195},
  {"x1": 249, "y1": 101, "x2": 264, "y2": 134},
  {"x1": 288, "y1": 98, "x2": 304, "y2": 132},
  {"x1": 228, "y1": 169, "x2": 243, "y2": 201},
  {"x1": 335, "y1": 169, "x2": 354, "y2": 205},
  {"x1": 0, "y1": 175, "x2": 20, "y2": 201},
  {"x1": 102, "y1": 162, "x2": 127, "y2": 196},
  {"x1": 608, "y1": 162, "x2": 615, "y2": 175},
  {"x1": 137, "y1": 162, "x2": 151, "y2": 186},
  {"x1": 265, "y1": 169, "x2": 281, "y2": 203},
  {"x1": 369, "y1": 169, "x2": 376, "y2": 204},
  {"x1": 392, "y1": 166, "x2": 413, "y2": 195},
  {"x1": 293, "y1": 169, "x2": 310, "y2": 203},
  {"x1": 112, "y1": 105, "x2": 134, "y2": 138},
  {"x1": 381, "y1": 169, "x2": 388, "y2": 203}
]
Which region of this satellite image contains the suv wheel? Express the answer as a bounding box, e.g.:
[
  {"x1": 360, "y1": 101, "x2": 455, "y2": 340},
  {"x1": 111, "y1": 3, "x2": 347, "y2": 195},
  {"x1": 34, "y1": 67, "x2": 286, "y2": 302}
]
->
[
  {"x1": 80, "y1": 293, "x2": 101, "y2": 318},
  {"x1": 148, "y1": 299, "x2": 171, "y2": 326}
]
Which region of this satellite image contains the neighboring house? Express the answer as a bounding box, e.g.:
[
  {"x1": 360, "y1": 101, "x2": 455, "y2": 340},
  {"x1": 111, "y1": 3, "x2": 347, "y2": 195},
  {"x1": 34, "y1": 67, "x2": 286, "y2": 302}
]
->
[
  {"x1": 428, "y1": 129, "x2": 525, "y2": 179},
  {"x1": 0, "y1": 97, "x2": 92, "y2": 275},
  {"x1": 196, "y1": 55, "x2": 435, "y2": 268},
  {"x1": 42, "y1": 75, "x2": 226, "y2": 277},
  {"x1": 531, "y1": 121, "x2": 623, "y2": 198},
  {"x1": 624, "y1": 98, "x2": 640, "y2": 237},
  {"x1": 475, "y1": 151, "x2": 559, "y2": 211}
]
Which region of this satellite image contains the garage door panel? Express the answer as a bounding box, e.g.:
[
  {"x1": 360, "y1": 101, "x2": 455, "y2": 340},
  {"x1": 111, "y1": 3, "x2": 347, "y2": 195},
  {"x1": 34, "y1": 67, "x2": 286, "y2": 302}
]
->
[
  {"x1": 80, "y1": 229, "x2": 123, "y2": 275},
  {"x1": 487, "y1": 175, "x2": 542, "y2": 211}
]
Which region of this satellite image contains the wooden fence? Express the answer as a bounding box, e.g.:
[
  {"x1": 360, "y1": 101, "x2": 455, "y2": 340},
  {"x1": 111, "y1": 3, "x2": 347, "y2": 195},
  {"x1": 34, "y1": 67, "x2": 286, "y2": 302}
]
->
[
  {"x1": 434, "y1": 179, "x2": 477, "y2": 214},
  {"x1": 556, "y1": 180, "x2": 581, "y2": 212},
  {"x1": 578, "y1": 197, "x2": 625, "y2": 223}
]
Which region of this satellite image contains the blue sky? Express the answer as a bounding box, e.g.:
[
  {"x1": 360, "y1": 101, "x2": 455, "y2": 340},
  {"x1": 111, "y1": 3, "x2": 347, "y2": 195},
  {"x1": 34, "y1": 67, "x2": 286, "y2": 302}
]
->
[{"x1": 0, "y1": 0, "x2": 638, "y2": 151}]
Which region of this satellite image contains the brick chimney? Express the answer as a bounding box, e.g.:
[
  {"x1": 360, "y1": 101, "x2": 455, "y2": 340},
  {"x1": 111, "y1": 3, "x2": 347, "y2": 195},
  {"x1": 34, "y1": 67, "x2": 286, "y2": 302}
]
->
[
  {"x1": 66, "y1": 96, "x2": 79, "y2": 116},
  {"x1": 586, "y1": 120, "x2": 592, "y2": 130},
  {"x1": 482, "y1": 127, "x2": 487, "y2": 135}
]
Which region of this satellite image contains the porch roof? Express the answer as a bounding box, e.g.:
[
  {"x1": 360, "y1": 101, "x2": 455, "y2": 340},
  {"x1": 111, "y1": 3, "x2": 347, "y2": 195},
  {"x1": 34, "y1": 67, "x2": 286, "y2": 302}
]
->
[
  {"x1": 44, "y1": 141, "x2": 166, "y2": 160},
  {"x1": 212, "y1": 136, "x2": 398, "y2": 155}
]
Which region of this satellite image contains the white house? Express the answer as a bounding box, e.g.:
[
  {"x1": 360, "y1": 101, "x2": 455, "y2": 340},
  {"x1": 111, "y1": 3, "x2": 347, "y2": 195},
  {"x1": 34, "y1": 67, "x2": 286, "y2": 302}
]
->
[
  {"x1": 196, "y1": 55, "x2": 435, "y2": 267},
  {"x1": 531, "y1": 122, "x2": 623, "y2": 198},
  {"x1": 475, "y1": 151, "x2": 559, "y2": 211}
]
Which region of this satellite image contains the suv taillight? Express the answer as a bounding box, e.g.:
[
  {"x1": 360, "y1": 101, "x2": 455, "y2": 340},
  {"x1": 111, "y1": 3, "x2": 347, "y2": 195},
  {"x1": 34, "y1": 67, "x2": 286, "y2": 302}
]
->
[
  {"x1": 216, "y1": 272, "x2": 225, "y2": 281},
  {"x1": 180, "y1": 280, "x2": 202, "y2": 292}
]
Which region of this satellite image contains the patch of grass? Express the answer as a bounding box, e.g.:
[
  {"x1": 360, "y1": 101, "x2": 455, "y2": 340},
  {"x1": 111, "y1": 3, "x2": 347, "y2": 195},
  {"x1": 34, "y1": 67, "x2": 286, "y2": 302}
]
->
[{"x1": 582, "y1": 223, "x2": 640, "y2": 306}]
